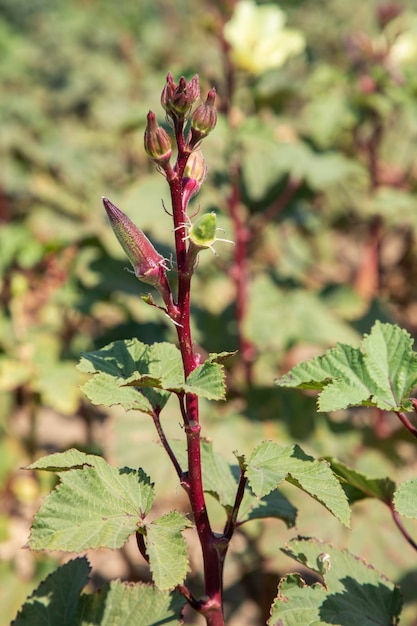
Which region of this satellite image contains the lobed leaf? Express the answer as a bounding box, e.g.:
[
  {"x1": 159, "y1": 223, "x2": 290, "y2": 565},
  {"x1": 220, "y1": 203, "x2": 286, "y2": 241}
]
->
[
  {"x1": 145, "y1": 511, "x2": 192, "y2": 590},
  {"x1": 276, "y1": 321, "x2": 417, "y2": 412},
  {"x1": 246, "y1": 442, "x2": 350, "y2": 526},
  {"x1": 77, "y1": 581, "x2": 185, "y2": 625},
  {"x1": 184, "y1": 360, "x2": 226, "y2": 400},
  {"x1": 12, "y1": 558, "x2": 90, "y2": 626},
  {"x1": 171, "y1": 440, "x2": 297, "y2": 527},
  {"x1": 28, "y1": 450, "x2": 154, "y2": 551},
  {"x1": 393, "y1": 478, "x2": 417, "y2": 519},
  {"x1": 78, "y1": 339, "x2": 226, "y2": 412},
  {"x1": 78, "y1": 339, "x2": 176, "y2": 414},
  {"x1": 268, "y1": 537, "x2": 402, "y2": 625},
  {"x1": 28, "y1": 448, "x2": 106, "y2": 472},
  {"x1": 13, "y1": 556, "x2": 185, "y2": 626},
  {"x1": 82, "y1": 371, "x2": 158, "y2": 415}
]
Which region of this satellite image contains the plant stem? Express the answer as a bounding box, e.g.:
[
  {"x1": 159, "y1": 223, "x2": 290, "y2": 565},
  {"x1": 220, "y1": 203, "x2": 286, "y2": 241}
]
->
[
  {"x1": 395, "y1": 410, "x2": 417, "y2": 439},
  {"x1": 168, "y1": 132, "x2": 225, "y2": 624},
  {"x1": 228, "y1": 164, "x2": 256, "y2": 385},
  {"x1": 223, "y1": 468, "x2": 247, "y2": 540},
  {"x1": 389, "y1": 502, "x2": 417, "y2": 552},
  {"x1": 152, "y1": 408, "x2": 183, "y2": 480}
]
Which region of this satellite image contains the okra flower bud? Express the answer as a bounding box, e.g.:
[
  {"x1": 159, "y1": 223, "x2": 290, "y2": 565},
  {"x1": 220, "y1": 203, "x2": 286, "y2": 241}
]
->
[
  {"x1": 184, "y1": 147, "x2": 207, "y2": 185},
  {"x1": 161, "y1": 73, "x2": 200, "y2": 120},
  {"x1": 103, "y1": 196, "x2": 168, "y2": 290},
  {"x1": 190, "y1": 88, "x2": 217, "y2": 147},
  {"x1": 182, "y1": 148, "x2": 207, "y2": 211},
  {"x1": 144, "y1": 111, "x2": 172, "y2": 166}
]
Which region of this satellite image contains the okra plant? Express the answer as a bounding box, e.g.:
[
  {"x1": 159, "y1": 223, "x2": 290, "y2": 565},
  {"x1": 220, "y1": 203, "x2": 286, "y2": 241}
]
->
[{"x1": 14, "y1": 74, "x2": 417, "y2": 626}]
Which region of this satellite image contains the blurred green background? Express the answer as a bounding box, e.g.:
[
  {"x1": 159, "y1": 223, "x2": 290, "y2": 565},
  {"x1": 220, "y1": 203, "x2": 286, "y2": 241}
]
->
[{"x1": 2, "y1": 0, "x2": 417, "y2": 624}]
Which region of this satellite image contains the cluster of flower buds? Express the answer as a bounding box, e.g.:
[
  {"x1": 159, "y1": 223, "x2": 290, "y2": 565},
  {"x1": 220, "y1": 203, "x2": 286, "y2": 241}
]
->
[
  {"x1": 144, "y1": 74, "x2": 218, "y2": 211},
  {"x1": 161, "y1": 73, "x2": 200, "y2": 121},
  {"x1": 103, "y1": 75, "x2": 227, "y2": 316}
]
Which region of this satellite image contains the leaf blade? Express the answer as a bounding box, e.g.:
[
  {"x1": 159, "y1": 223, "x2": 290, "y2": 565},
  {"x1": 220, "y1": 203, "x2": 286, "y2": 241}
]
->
[
  {"x1": 246, "y1": 442, "x2": 350, "y2": 526},
  {"x1": 269, "y1": 537, "x2": 402, "y2": 625},
  {"x1": 145, "y1": 511, "x2": 192, "y2": 591},
  {"x1": 276, "y1": 322, "x2": 417, "y2": 412},
  {"x1": 29, "y1": 450, "x2": 154, "y2": 551},
  {"x1": 393, "y1": 478, "x2": 417, "y2": 519},
  {"x1": 12, "y1": 558, "x2": 91, "y2": 626}
]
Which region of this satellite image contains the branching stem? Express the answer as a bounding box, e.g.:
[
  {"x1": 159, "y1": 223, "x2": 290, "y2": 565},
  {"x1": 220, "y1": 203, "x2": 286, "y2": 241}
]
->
[
  {"x1": 152, "y1": 408, "x2": 183, "y2": 480},
  {"x1": 395, "y1": 410, "x2": 417, "y2": 439},
  {"x1": 224, "y1": 469, "x2": 247, "y2": 540},
  {"x1": 389, "y1": 502, "x2": 417, "y2": 552}
]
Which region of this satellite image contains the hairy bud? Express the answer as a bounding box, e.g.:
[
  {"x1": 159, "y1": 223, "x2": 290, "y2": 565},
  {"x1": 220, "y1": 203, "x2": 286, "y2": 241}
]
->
[
  {"x1": 144, "y1": 111, "x2": 172, "y2": 166},
  {"x1": 161, "y1": 73, "x2": 200, "y2": 120},
  {"x1": 103, "y1": 197, "x2": 167, "y2": 287},
  {"x1": 190, "y1": 88, "x2": 217, "y2": 147},
  {"x1": 182, "y1": 148, "x2": 207, "y2": 210}
]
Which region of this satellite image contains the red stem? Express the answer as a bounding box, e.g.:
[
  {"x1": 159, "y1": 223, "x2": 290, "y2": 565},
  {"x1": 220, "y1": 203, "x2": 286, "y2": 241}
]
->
[
  {"x1": 223, "y1": 469, "x2": 247, "y2": 540},
  {"x1": 168, "y1": 125, "x2": 224, "y2": 623},
  {"x1": 228, "y1": 167, "x2": 256, "y2": 385},
  {"x1": 389, "y1": 501, "x2": 417, "y2": 552},
  {"x1": 152, "y1": 407, "x2": 183, "y2": 480},
  {"x1": 395, "y1": 410, "x2": 417, "y2": 439}
]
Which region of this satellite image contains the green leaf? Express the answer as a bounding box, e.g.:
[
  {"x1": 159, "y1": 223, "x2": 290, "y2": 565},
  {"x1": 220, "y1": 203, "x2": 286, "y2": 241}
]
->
[
  {"x1": 393, "y1": 478, "x2": 417, "y2": 519},
  {"x1": 145, "y1": 511, "x2": 192, "y2": 590},
  {"x1": 200, "y1": 440, "x2": 240, "y2": 508},
  {"x1": 13, "y1": 557, "x2": 186, "y2": 626},
  {"x1": 207, "y1": 351, "x2": 238, "y2": 364},
  {"x1": 171, "y1": 440, "x2": 297, "y2": 527},
  {"x1": 82, "y1": 371, "x2": 158, "y2": 414},
  {"x1": 78, "y1": 339, "x2": 174, "y2": 415},
  {"x1": 12, "y1": 557, "x2": 91, "y2": 626},
  {"x1": 28, "y1": 449, "x2": 154, "y2": 551},
  {"x1": 328, "y1": 458, "x2": 395, "y2": 505},
  {"x1": 268, "y1": 538, "x2": 402, "y2": 625},
  {"x1": 77, "y1": 581, "x2": 186, "y2": 625},
  {"x1": 269, "y1": 573, "x2": 328, "y2": 626},
  {"x1": 78, "y1": 339, "x2": 227, "y2": 412},
  {"x1": 238, "y1": 488, "x2": 297, "y2": 527},
  {"x1": 124, "y1": 342, "x2": 185, "y2": 390},
  {"x1": 246, "y1": 442, "x2": 350, "y2": 526},
  {"x1": 276, "y1": 321, "x2": 417, "y2": 412},
  {"x1": 28, "y1": 448, "x2": 107, "y2": 472},
  {"x1": 184, "y1": 360, "x2": 226, "y2": 400}
]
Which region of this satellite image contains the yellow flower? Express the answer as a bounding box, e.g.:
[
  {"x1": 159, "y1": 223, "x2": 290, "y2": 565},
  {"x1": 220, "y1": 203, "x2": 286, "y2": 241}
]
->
[
  {"x1": 389, "y1": 31, "x2": 417, "y2": 66},
  {"x1": 386, "y1": 14, "x2": 417, "y2": 68},
  {"x1": 223, "y1": 0, "x2": 305, "y2": 75}
]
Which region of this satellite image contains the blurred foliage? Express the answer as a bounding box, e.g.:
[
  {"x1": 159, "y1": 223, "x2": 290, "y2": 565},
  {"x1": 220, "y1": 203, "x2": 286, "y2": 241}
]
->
[{"x1": 2, "y1": 0, "x2": 417, "y2": 624}]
